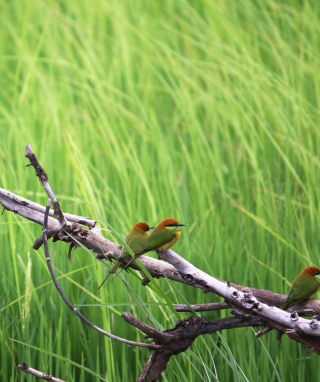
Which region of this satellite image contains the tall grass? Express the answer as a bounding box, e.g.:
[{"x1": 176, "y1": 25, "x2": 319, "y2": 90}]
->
[{"x1": 1, "y1": 0, "x2": 320, "y2": 380}]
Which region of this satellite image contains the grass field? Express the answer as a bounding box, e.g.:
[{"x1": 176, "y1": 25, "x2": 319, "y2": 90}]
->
[{"x1": 1, "y1": 0, "x2": 320, "y2": 381}]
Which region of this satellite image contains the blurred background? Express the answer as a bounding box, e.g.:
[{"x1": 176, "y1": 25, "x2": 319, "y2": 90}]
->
[{"x1": 1, "y1": 1, "x2": 319, "y2": 381}]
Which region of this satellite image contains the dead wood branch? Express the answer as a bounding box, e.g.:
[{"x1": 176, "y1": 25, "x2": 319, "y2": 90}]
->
[
  {"x1": 2, "y1": 144, "x2": 320, "y2": 382},
  {"x1": 123, "y1": 313, "x2": 265, "y2": 381}
]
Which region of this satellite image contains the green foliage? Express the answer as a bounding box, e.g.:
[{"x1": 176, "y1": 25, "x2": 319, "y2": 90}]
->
[{"x1": 1, "y1": 0, "x2": 320, "y2": 380}]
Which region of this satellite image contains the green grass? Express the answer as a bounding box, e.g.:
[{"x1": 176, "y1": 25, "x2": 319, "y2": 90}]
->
[{"x1": 1, "y1": 0, "x2": 320, "y2": 380}]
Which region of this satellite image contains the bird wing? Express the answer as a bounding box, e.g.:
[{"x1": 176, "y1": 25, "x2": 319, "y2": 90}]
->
[
  {"x1": 120, "y1": 234, "x2": 147, "y2": 257},
  {"x1": 286, "y1": 277, "x2": 320, "y2": 304},
  {"x1": 138, "y1": 228, "x2": 175, "y2": 254}
]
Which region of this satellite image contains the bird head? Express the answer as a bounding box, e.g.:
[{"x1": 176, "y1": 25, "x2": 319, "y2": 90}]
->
[
  {"x1": 303, "y1": 266, "x2": 320, "y2": 278},
  {"x1": 133, "y1": 222, "x2": 154, "y2": 232},
  {"x1": 159, "y1": 218, "x2": 185, "y2": 230}
]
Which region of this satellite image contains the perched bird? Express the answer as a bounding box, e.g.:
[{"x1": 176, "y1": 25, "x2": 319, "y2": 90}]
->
[
  {"x1": 281, "y1": 266, "x2": 320, "y2": 310},
  {"x1": 124, "y1": 217, "x2": 185, "y2": 269},
  {"x1": 98, "y1": 222, "x2": 153, "y2": 288}
]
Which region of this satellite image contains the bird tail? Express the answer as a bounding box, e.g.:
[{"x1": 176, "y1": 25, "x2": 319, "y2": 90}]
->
[{"x1": 98, "y1": 260, "x2": 122, "y2": 289}]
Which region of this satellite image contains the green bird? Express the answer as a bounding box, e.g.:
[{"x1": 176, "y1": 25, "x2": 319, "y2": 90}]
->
[
  {"x1": 124, "y1": 217, "x2": 185, "y2": 269},
  {"x1": 282, "y1": 266, "x2": 320, "y2": 310},
  {"x1": 98, "y1": 222, "x2": 153, "y2": 288}
]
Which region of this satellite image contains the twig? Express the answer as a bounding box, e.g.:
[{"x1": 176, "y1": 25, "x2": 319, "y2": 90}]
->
[
  {"x1": 25, "y1": 144, "x2": 68, "y2": 229},
  {"x1": 174, "y1": 301, "x2": 230, "y2": 312},
  {"x1": 17, "y1": 362, "x2": 66, "y2": 381}
]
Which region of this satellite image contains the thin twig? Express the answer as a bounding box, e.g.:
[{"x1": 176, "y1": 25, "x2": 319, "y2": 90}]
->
[
  {"x1": 25, "y1": 144, "x2": 68, "y2": 228},
  {"x1": 174, "y1": 301, "x2": 230, "y2": 312},
  {"x1": 17, "y1": 362, "x2": 66, "y2": 381}
]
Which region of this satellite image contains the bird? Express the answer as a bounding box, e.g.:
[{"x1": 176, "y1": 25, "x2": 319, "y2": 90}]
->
[
  {"x1": 98, "y1": 222, "x2": 153, "y2": 289},
  {"x1": 124, "y1": 217, "x2": 185, "y2": 270},
  {"x1": 281, "y1": 266, "x2": 320, "y2": 310}
]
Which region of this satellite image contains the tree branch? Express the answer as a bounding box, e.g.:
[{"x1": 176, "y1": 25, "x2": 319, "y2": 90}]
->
[
  {"x1": 123, "y1": 312, "x2": 265, "y2": 381},
  {"x1": 2, "y1": 144, "x2": 320, "y2": 382}
]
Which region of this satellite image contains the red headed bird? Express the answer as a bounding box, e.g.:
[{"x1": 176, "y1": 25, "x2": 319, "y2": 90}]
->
[
  {"x1": 98, "y1": 222, "x2": 153, "y2": 288},
  {"x1": 124, "y1": 217, "x2": 185, "y2": 269},
  {"x1": 282, "y1": 266, "x2": 320, "y2": 310}
]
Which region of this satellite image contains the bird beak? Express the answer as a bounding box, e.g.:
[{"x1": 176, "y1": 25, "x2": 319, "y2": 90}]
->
[
  {"x1": 177, "y1": 223, "x2": 185, "y2": 227},
  {"x1": 148, "y1": 226, "x2": 156, "y2": 230}
]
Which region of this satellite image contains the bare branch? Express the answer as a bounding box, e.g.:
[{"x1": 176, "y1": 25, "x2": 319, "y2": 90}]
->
[
  {"x1": 25, "y1": 144, "x2": 68, "y2": 228},
  {"x1": 17, "y1": 363, "x2": 66, "y2": 381},
  {"x1": 157, "y1": 249, "x2": 320, "y2": 335},
  {"x1": 0, "y1": 188, "x2": 96, "y2": 228},
  {"x1": 2, "y1": 183, "x2": 320, "y2": 336},
  {"x1": 122, "y1": 313, "x2": 265, "y2": 381},
  {"x1": 174, "y1": 301, "x2": 230, "y2": 312}
]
